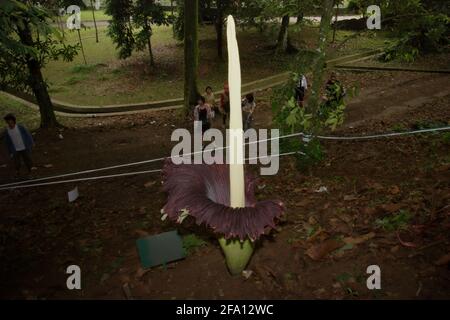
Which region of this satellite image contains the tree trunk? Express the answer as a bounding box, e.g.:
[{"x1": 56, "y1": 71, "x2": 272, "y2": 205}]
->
[
  {"x1": 57, "y1": 14, "x2": 65, "y2": 39},
  {"x1": 77, "y1": 29, "x2": 87, "y2": 64},
  {"x1": 215, "y1": 3, "x2": 224, "y2": 59},
  {"x1": 275, "y1": 15, "x2": 290, "y2": 54},
  {"x1": 16, "y1": 22, "x2": 58, "y2": 128},
  {"x1": 146, "y1": 22, "x2": 155, "y2": 67},
  {"x1": 90, "y1": 0, "x2": 99, "y2": 43},
  {"x1": 332, "y1": 0, "x2": 339, "y2": 43},
  {"x1": 296, "y1": 13, "x2": 304, "y2": 25},
  {"x1": 184, "y1": 0, "x2": 200, "y2": 112},
  {"x1": 307, "y1": 0, "x2": 334, "y2": 119}
]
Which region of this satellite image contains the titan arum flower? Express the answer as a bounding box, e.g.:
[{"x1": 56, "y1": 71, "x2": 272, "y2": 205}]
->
[
  {"x1": 161, "y1": 162, "x2": 284, "y2": 274},
  {"x1": 161, "y1": 16, "x2": 284, "y2": 275}
]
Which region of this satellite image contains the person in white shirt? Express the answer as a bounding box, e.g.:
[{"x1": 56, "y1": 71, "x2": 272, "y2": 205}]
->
[
  {"x1": 3, "y1": 113, "x2": 34, "y2": 178},
  {"x1": 295, "y1": 74, "x2": 308, "y2": 108}
]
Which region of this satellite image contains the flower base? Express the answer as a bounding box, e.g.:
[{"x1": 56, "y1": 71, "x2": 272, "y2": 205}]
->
[{"x1": 219, "y1": 237, "x2": 254, "y2": 276}]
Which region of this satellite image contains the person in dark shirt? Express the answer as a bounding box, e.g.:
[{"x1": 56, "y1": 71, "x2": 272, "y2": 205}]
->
[
  {"x1": 194, "y1": 96, "x2": 213, "y2": 134},
  {"x1": 220, "y1": 83, "x2": 230, "y2": 128}
]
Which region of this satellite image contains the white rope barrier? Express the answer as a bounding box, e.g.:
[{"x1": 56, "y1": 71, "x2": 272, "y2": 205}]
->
[
  {"x1": 0, "y1": 126, "x2": 448, "y2": 190},
  {"x1": 314, "y1": 127, "x2": 450, "y2": 140},
  {"x1": 0, "y1": 152, "x2": 304, "y2": 191},
  {"x1": 0, "y1": 132, "x2": 298, "y2": 188},
  {"x1": 0, "y1": 169, "x2": 162, "y2": 191}
]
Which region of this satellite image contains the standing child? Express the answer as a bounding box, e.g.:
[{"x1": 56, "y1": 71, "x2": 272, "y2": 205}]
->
[
  {"x1": 204, "y1": 86, "x2": 216, "y2": 120},
  {"x1": 3, "y1": 113, "x2": 34, "y2": 178},
  {"x1": 194, "y1": 96, "x2": 213, "y2": 134},
  {"x1": 294, "y1": 74, "x2": 308, "y2": 107},
  {"x1": 241, "y1": 93, "x2": 256, "y2": 130},
  {"x1": 219, "y1": 83, "x2": 230, "y2": 128}
]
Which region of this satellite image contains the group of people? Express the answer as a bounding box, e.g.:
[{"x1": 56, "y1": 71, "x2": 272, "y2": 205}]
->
[
  {"x1": 294, "y1": 72, "x2": 345, "y2": 109},
  {"x1": 2, "y1": 73, "x2": 344, "y2": 179},
  {"x1": 193, "y1": 83, "x2": 257, "y2": 134}
]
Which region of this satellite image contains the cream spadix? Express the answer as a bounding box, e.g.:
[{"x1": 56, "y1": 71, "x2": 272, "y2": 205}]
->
[
  {"x1": 218, "y1": 15, "x2": 252, "y2": 276},
  {"x1": 226, "y1": 15, "x2": 245, "y2": 209}
]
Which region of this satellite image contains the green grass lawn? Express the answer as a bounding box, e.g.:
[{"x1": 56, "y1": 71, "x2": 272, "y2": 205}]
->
[
  {"x1": 43, "y1": 23, "x2": 388, "y2": 106},
  {"x1": 80, "y1": 9, "x2": 111, "y2": 22}
]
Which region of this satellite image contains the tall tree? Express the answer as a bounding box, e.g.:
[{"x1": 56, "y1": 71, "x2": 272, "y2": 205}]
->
[
  {"x1": 0, "y1": 0, "x2": 78, "y2": 128},
  {"x1": 276, "y1": 14, "x2": 291, "y2": 53},
  {"x1": 90, "y1": 0, "x2": 99, "y2": 43},
  {"x1": 134, "y1": 0, "x2": 168, "y2": 67},
  {"x1": 183, "y1": 0, "x2": 200, "y2": 111},
  {"x1": 261, "y1": 0, "x2": 317, "y2": 54},
  {"x1": 307, "y1": 0, "x2": 334, "y2": 117},
  {"x1": 173, "y1": 0, "x2": 231, "y2": 59},
  {"x1": 105, "y1": 0, "x2": 167, "y2": 65},
  {"x1": 105, "y1": 0, "x2": 135, "y2": 59},
  {"x1": 332, "y1": 0, "x2": 344, "y2": 43},
  {"x1": 214, "y1": 0, "x2": 227, "y2": 59}
]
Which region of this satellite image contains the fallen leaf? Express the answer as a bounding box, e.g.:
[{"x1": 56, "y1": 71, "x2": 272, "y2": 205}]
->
[
  {"x1": 122, "y1": 283, "x2": 133, "y2": 300},
  {"x1": 380, "y1": 203, "x2": 402, "y2": 213},
  {"x1": 144, "y1": 181, "x2": 156, "y2": 188},
  {"x1": 389, "y1": 185, "x2": 400, "y2": 195},
  {"x1": 361, "y1": 207, "x2": 378, "y2": 215},
  {"x1": 135, "y1": 266, "x2": 150, "y2": 279},
  {"x1": 344, "y1": 195, "x2": 359, "y2": 201},
  {"x1": 396, "y1": 231, "x2": 418, "y2": 248},
  {"x1": 390, "y1": 245, "x2": 400, "y2": 253},
  {"x1": 368, "y1": 182, "x2": 383, "y2": 190},
  {"x1": 343, "y1": 232, "x2": 376, "y2": 245},
  {"x1": 306, "y1": 239, "x2": 343, "y2": 260},
  {"x1": 242, "y1": 270, "x2": 253, "y2": 280},
  {"x1": 434, "y1": 253, "x2": 450, "y2": 266},
  {"x1": 315, "y1": 186, "x2": 328, "y2": 193},
  {"x1": 329, "y1": 218, "x2": 352, "y2": 234}
]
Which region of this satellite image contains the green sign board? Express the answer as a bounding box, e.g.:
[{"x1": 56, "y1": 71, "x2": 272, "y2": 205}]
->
[{"x1": 136, "y1": 230, "x2": 186, "y2": 269}]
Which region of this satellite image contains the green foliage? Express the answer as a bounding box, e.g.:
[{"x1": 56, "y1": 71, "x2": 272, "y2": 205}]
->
[
  {"x1": 297, "y1": 138, "x2": 324, "y2": 170},
  {"x1": 105, "y1": 0, "x2": 135, "y2": 59},
  {"x1": 272, "y1": 1, "x2": 340, "y2": 171},
  {"x1": 70, "y1": 63, "x2": 98, "y2": 74},
  {"x1": 0, "y1": 0, "x2": 79, "y2": 92},
  {"x1": 172, "y1": 0, "x2": 185, "y2": 40},
  {"x1": 318, "y1": 79, "x2": 356, "y2": 131},
  {"x1": 412, "y1": 120, "x2": 448, "y2": 130},
  {"x1": 182, "y1": 234, "x2": 207, "y2": 254},
  {"x1": 374, "y1": 0, "x2": 450, "y2": 62},
  {"x1": 106, "y1": 0, "x2": 169, "y2": 61},
  {"x1": 375, "y1": 210, "x2": 412, "y2": 231},
  {"x1": 173, "y1": 0, "x2": 233, "y2": 41},
  {"x1": 347, "y1": 0, "x2": 363, "y2": 14},
  {"x1": 442, "y1": 132, "x2": 450, "y2": 145},
  {"x1": 133, "y1": 0, "x2": 169, "y2": 57}
]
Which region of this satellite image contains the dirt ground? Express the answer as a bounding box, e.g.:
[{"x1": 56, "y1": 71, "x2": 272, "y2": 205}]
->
[{"x1": 0, "y1": 70, "x2": 449, "y2": 300}]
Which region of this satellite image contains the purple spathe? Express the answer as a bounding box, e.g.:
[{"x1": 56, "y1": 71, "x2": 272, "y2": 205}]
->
[{"x1": 162, "y1": 160, "x2": 284, "y2": 241}]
